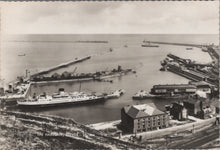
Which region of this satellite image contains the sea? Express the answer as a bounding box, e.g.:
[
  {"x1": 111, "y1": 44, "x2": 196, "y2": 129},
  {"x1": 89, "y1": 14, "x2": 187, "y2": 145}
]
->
[{"x1": 1, "y1": 34, "x2": 218, "y2": 124}]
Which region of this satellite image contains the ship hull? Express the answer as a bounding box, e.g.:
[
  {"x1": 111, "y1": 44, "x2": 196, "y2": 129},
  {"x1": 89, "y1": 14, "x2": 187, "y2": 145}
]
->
[
  {"x1": 17, "y1": 97, "x2": 105, "y2": 108},
  {"x1": 132, "y1": 95, "x2": 155, "y2": 100}
]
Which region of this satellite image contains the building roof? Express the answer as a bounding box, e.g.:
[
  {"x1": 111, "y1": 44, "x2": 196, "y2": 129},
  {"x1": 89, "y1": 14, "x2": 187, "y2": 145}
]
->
[
  {"x1": 153, "y1": 84, "x2": 196, "y2": 89},
  {"x1": 123, "y1": 103, "x2": 165, "y2": 119},
  {"x1": 189, "y1": 81, "x2": 213, "y2": 88}
]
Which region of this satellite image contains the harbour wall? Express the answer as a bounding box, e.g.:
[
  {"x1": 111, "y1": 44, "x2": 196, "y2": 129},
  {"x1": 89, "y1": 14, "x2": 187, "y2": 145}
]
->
[
  {"x1": 147, "y1": 41, "x2": 203, "y2": 48},
  {"x1": 138, "y1": 117, "x2": 216, "y2": 140},
  {"x1": 31, "y1": 56, "x2": 91, "y2": 77}
]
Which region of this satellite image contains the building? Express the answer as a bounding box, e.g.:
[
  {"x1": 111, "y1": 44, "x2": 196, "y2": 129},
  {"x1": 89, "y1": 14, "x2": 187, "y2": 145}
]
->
[
  {"x1": 170, "y1": 102, "x2": 188, "y2": 121},
  {"x1": 121, "y1": 103, "x2": 169, "y2": 133},
  {"x1": 0, "y1": 88, "x2": 4, "y2": 96},
  {"x1": 183, "y1": 100, "x2": 212, "y2": 119},
  {"x1": 183, "y1": 100, "x2": 201, "y2": 116},
  {"x1": 150, "y1": 84, "x2": 196, "y2": 95}
]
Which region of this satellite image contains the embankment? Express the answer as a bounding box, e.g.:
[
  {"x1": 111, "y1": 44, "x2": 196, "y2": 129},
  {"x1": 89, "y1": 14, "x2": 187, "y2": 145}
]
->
[{"x1": 138, "y1": 117, "x2": 216, "y2": 140}]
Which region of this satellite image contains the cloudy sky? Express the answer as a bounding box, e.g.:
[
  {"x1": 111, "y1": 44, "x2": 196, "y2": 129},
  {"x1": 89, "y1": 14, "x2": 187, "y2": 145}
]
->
[{"x1": 1, "y1": 1, "x2": 219, "y2": 34}]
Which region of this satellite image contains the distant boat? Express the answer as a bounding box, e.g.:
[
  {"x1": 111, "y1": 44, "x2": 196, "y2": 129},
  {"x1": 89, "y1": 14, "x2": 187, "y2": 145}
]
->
[
  {"x1": 142, "y1": 44, "x2": 159, "y2": 47},
  {"x1": 124, "y1": 44, "x2": 128, "y2": 48},
  {"x1": 109, "y1": 48, "x2": 113, "y2": 52},
  {"x1": 186, "y1": 47, "x2": 193, "y2": 50},
  {"x1": 18, "y1": 54, "x2": 26, "y2": 56},
  {"x1": 142, "y1": 40, "x2": 159, "y2": 47}
]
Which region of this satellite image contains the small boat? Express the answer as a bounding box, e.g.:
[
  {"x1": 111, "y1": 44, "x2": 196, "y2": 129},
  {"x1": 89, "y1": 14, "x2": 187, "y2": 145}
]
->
[
  {"x1": 18, "y1": 54, "x2": 26, "y2": 56},
  {"x1": 160, "y1": 67, "x2": 166, "y2": 71},
  {"x1": 132, "y1": 90, "x2": 155, "y2": 100},
  {"x1": 186, "y1": 47, "x2": 193, "y2": 50},
  {"x1": 109, "y1": 48, "x2": 113, "y2": 52},
  {"x1": 124, "y1": 44, "x2": 128, "y2": 48},
  {"x1": 105, "y1": 89, "x2": 125, "y2": 99}
]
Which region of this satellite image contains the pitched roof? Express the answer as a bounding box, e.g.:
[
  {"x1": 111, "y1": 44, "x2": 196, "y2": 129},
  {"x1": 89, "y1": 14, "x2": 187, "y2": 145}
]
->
[{"x1": 123, "y1": 103, "x2": 165, "y2": 119}]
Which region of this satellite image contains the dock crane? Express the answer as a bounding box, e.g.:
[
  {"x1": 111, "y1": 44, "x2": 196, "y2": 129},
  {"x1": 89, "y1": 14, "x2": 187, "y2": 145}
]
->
[{"x1": 72, "y1": 67, "x2": 77, "y2": 75}]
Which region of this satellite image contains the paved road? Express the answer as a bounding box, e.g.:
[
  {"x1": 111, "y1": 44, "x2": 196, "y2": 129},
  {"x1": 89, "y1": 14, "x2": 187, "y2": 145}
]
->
[{"x1": 169, "y1": 125, "x2": 219, "y2": 149}]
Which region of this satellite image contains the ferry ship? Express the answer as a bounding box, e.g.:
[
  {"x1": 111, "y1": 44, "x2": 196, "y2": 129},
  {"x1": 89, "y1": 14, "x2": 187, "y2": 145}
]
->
[{"x1": 17, "y1": 88, "x2": 104, "y2": 107}]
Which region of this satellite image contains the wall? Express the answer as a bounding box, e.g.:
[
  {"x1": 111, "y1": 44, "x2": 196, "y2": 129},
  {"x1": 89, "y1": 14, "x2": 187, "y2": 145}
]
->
[{"x1": 137, "y1": 117, "x2": 216, "y2": 140}]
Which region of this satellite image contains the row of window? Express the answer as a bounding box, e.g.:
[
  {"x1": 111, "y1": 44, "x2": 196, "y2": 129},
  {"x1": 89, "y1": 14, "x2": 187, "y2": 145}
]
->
[
  {"x1": 137, "y1": 121, "x2": 165, "y2": 129},
  {"x1": 137, "y1": 116, "x2": 167, "y2": 122}
]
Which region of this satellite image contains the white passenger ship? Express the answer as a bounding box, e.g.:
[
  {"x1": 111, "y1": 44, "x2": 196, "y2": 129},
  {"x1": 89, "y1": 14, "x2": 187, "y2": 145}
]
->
[{"x1": 17, "y1": 88, "x2": 104, "y2": 107}]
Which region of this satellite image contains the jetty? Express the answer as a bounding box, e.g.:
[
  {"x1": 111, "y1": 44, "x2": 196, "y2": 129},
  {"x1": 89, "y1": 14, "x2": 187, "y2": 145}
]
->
[
  {"x1": 31, "y1": 56, "x2": 91, "y2": 77},
  {"x1": 167, "y1": 53, "x2": 213, "y2": 68},
  {"x1": 31, "y1": 66, "x2": 135, "y2": 83},
  {"x1": 75, "y1": 40, "x2": 108, "y2": 43},
  {"x1": 161, "y1": 53, "x2": 219, "y2": 87},
  {"x1": 145, "y1": 41, "x2": 203, "y2": 48}
]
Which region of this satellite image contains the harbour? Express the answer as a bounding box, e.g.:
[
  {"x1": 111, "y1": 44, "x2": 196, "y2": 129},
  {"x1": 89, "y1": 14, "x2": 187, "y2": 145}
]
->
[
  {"x1": 1, "y1": 34, "x2": 218, "y2": 125},
  {"x1": 0, "y1": 1, "x2": 219, "y2": 149}
]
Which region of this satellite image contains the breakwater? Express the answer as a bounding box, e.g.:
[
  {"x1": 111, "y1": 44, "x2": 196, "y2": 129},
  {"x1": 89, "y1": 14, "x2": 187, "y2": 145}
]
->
[
  {"x1": 75, "y1": 40, "x2": 108, "y2": 43},
  {"x1": 167, "y1": 53, "x2": 213, "y2": 67},
  {"x1": 146, "y1": 41, "x2": 203, "y2": 48},
  {"x1": 31, "y1": 56, "x2": 91, "y2": 77}
]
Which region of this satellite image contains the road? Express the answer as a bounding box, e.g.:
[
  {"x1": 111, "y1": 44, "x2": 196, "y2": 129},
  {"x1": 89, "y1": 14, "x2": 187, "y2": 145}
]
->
[{"x1": 169, "y1": 125, "x2": 219, "y2": 149}]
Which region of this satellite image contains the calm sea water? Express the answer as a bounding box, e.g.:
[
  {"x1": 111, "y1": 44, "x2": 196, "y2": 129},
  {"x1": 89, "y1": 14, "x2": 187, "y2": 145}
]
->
[{"x1": 1, "y1": 34, "x2": 218, "y2": 124}]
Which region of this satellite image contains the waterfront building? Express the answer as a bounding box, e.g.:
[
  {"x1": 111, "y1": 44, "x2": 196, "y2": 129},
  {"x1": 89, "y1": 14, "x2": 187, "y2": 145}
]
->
[
  {"x1": 121, "y1": 103, "x2": 169, "y2": 133},
  {"x1": 150, "y1": 84, "x2": 196, "y2": 95},
  {"x1": 170, "y1": 102, "x2": 188, "y2": 121}
]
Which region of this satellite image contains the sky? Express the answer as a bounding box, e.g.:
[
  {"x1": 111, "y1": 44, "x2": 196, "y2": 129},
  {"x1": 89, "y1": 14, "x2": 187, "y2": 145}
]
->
[{"x1": 0, "y1": 1, "x2": 219, "y2": 34}]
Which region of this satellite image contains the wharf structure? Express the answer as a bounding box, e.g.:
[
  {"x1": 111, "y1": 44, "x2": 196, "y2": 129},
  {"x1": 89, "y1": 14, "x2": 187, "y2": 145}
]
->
[
  {"x1": 31, "y1": 56, "x2": 91, "y2": 78},
  {"x1": 161, "y1": 52, "x2": 219, "y2": 87},
  {"x1": 166, "y1": 62, "x2": 218, "y2": 86},
  {"x1": 30, "y1": 66, "x2": 134, "y2": 83},
  {"x1": 121, "y1": 103, "x2": 169, "y2": 133},
  {"x1": 151, "y1": 40, "x2": 219, "y2": 87},
  {"x1": 144, "y1": 41, "x2": 203, "y2": 48},
  {"x1": 150, "y1": 84, "x2": 196, "y2": 95}
]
